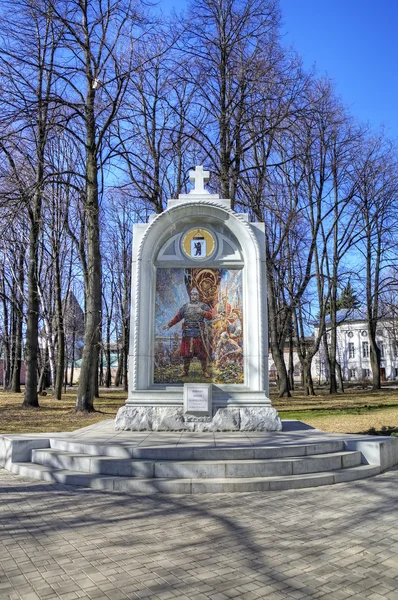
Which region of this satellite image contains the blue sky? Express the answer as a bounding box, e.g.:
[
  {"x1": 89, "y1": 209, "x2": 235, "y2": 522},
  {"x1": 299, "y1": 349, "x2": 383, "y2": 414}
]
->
[
  {"x1": 158, "y1": 0, "x2": 398, "y2": 139},
  {"x1": 279, "y1": 0, "x2": 398, "y2": 138}
]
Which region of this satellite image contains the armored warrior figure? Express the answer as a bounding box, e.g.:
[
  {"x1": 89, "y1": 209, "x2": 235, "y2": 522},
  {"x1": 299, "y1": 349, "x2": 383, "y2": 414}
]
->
[{"x1": 165, "y1": 289, "x2": 212, "y2": 377}]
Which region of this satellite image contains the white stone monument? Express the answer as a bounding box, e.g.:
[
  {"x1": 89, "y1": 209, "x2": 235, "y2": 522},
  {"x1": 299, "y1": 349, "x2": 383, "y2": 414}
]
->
[{"x1": 115, "y1": 166, "x2": 281, "y2": 431}]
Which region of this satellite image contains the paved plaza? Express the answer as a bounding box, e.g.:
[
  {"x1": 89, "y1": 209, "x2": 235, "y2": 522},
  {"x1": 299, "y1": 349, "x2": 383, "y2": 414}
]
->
[{"x1": 0, "y1": 458, "x2": 397, "y2": 600}]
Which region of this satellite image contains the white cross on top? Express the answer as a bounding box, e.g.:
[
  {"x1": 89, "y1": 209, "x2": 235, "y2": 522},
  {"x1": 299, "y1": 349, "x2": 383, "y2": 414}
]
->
[{"x1": 189, "y1": 165, "x2": 210, "y2": 194}]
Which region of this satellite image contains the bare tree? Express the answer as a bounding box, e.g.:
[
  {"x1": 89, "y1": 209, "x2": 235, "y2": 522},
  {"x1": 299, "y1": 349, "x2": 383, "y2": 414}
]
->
[
  {"x1": 0, "y1": 0, "x2": 61, "y2": 407},
  {"x1": 183, "y1": 0, "x2": 282, "y2": 206},
  {"x1": 118, "y1": 29, "x2": 199, "y2": 214},
  {"x1": 319, "y1": 118, "x2": 362, "y2": 394},
  {"x1": 0, "y1": 231, "x2": 25, "y2": 392},
  {"x1": 48, "y1": 0, "x2": 143, "y2": 411},
  {"x1": 352, "y1": 136, "x2": 398, "y2": 389}
]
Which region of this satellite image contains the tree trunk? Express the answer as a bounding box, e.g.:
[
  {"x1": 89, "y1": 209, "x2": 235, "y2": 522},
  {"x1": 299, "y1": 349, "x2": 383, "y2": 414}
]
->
[
  {"x1": 69, "y1": 330, "x2": 76, "y2": 386},
  {"x1": 326, "y1": 313, "x2": 339, "y2": 394},
  {"x1": 10, "y1": 309, "x2": 22, "y2": 393},
  {"x1": 288, "y1": 328, "x2": 294, "y2": 391},
  {"x1": 95, "y1": 357, "x2": 100, "y2": 398},
  {"x1": 122, "y1": 278, "x2": 130, "y2": 392},
  {"x1": 369, "y1": 339, "x2": 381, "y2": 390},
  {"x1": 54, "y1": 252, "x2": 65, "y2": 400},
  {"x1": 329, "y1": 360, "x2": 338, "y2": 394},
  {"x1": 54, "y1": 329, "x2": 65, "y2": 399},
  {"x1": 21, "y1": 2, "x2": 54, "y2": 406},
  {"x1": 329, "y1": 153, "x2": 340, "y2": 395},
  {"x1": 336, "y1": 361, "x2": 344, "y2": 393},
  {"x1": 64, "y1": 361, "x2": 68, "y2": 391},
  {"x1": 23, "y1": 207, "x2": 41, "y2": 408},
  {"x1": 321, "y1": 329, "x2": 334, "y2": 391},
  {"x1": 272, "y1": 346, "x2": 290, "y2": 398},
  {"x1": 1, "y1": 269, "x2": 11, "y2": 390},
  {"x1": 100, "y1": 348, "x2": 105, "y2": 386},
  {"x1": 303, "y1": 361, "x2": 316, "y2": 396},
  {"x1": 38, "y1": 344, "x2": 49, "y2": 393},
  {"x1": 105, "y1": 318, "x2": 111, "y2": 387},
  {"x1": 10, "y1": 247, "x2": 24, "y2": 393},
  {"x1": 75, "y1": 84, "x2": 102, "y2": 412},
  {"x1": 114, "y1": 350, "x2": 122, "y2": 387},
  {"x1": 267, "y1": 270, "x2": 290, "y2": 397},
  {"x1": 328, "y1": 287, "x2": 339, "y2": 394}
]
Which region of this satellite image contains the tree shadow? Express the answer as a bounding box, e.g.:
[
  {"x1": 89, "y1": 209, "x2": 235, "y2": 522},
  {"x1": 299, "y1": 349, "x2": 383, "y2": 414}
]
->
[{"x1": 0, "y1": 468, "x2": 397, "y2": 598}]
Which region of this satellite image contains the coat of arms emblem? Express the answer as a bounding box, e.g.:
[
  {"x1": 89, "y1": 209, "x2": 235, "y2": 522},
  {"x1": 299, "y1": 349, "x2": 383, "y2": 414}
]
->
[{"x1": 182, "y1": 228, "x2": 215, "y2": 260}]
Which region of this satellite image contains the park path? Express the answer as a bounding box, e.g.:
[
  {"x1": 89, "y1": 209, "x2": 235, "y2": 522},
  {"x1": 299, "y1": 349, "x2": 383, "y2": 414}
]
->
[{"x1": 0, "y1": 465, "x2": 397, "y2": 600}]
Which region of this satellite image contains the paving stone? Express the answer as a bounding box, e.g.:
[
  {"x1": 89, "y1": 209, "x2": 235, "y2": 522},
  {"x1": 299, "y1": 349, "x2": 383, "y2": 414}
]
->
[{"x1": 0, "y1": 457, "x2": 397, "y2": 600}]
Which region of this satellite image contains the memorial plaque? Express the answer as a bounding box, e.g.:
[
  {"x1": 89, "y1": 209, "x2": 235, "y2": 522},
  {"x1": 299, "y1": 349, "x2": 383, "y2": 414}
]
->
[
  {"x1": 184, "y1": 383, "x2": 212, "y2": 416},
  {"x1": 188, "y1": 387, "x2": 208, "y2": 411}
]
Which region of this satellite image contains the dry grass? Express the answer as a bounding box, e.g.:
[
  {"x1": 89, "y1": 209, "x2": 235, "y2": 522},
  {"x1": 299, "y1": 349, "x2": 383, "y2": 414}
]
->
[
  {"x1": 296, "y1": 408, "x2": 398, "y2": 434},
  {"x1": 0, "y1": 389, "x2": 126, "y2": 434},
  {"x1": 0, "y1": 385, "x2": 397, "y2": 436},
  {"x1": 272, "y1": 385, "x2": 398, "y2": 435},
  {"x1": 272, "y1": 385, "x2": 398, "y2": 411}
]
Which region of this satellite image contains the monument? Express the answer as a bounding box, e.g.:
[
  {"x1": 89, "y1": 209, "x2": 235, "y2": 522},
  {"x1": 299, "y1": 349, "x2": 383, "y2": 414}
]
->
[{"x1": 115, "y1": 166, "x2": 282, "y2": 431}]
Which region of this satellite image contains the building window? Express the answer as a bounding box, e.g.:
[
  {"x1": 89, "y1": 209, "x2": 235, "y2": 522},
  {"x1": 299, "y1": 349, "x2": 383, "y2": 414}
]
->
[
  {"x1": 395, "y1": 368, "x2": 398, "y2": 379},
  {"x1": 348, "y1": 342, "x2": 355, "y2": 358},
  {"x1": 378, "y1": 341, "x2": 384, "y2": 358},
  {"x1": 348, "y1": 368, "x2": 356, "y2": 379},
  {"x1": 363, "y1": 369, "x2": 371, "y2": 378},
  {"x1": 347, "y1": 331, "x2": 354, "y2": 338},
  {"x1": 362, "y1": 342, "x2": 369, "y2": 358},
  {"x1": 393, "y1": 342, "x2": 398, "y2": 358},
  {"x1": 361, "y1": 330, "x2": 368, "y2": 337}
]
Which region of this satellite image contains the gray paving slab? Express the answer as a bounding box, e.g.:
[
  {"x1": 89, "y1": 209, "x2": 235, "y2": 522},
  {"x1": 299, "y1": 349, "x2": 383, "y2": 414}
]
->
[
  {"x1": 1, "y1": 420, "x2": 398, "y2": 598},
  {"x1": 0, "y1": 459, "x2": 397, "y2": 599},
  {"x1": 12, "y1": 419, "x2": 392, "y2": 449}
]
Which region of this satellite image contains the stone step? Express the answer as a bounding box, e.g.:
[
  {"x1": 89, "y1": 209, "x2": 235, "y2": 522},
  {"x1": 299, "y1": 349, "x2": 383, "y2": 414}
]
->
[
  {"x1": 31, "y1": 448, "x2": 362, "y2": 478},
  {"x1": 11, "y1": 462, "x2": 381, "y2": 493},
  {"x1": 48, "y1": 438, "x2": 346, "y2": 460}
]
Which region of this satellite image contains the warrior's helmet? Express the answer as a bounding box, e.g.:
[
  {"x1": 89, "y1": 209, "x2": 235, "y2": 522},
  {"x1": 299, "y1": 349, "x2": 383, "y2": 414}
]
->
[{"x1": 190, "y1": 288, "x2": 200, "y2": 301}]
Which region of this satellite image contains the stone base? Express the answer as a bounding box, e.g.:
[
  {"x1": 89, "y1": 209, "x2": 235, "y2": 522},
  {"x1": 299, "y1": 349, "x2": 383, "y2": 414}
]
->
[{"x1": 115, "y1": 405, "x2": 282, "y2": 432}]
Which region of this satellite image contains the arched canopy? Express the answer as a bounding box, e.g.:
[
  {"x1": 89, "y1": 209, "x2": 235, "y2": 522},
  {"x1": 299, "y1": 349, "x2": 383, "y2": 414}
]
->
[{"x1": 128, "y1": 199, "x2": 269, "y2": 405}]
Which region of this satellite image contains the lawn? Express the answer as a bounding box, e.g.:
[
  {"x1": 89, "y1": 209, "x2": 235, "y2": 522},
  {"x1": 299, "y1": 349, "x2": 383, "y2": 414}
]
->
[
  {"x1": 0, "y1": 389, "x2": 126, "y2": 434},
  {"x1": 272, "y1": 385, "x2": 398, "y2": 435},
  {"x1": 0, "y1": 385, "x2": 397, "y2": 436}
]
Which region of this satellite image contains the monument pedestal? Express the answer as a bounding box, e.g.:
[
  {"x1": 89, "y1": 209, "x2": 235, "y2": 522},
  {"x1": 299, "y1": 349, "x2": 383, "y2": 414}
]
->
[{"x1": 115, "y1": 404, "x2": 281, "y2": 432}]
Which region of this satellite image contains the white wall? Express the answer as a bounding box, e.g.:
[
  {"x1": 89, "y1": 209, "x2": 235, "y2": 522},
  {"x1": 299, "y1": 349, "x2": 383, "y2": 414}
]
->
[{"x1": 313, "y1": 319, "x2": 398, "y2": 383}]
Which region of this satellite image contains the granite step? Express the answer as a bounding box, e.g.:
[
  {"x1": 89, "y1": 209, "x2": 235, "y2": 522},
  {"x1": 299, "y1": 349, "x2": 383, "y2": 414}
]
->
[
  {"x1": 10, "y1": 461, "x2": 381, "y2": 493},
  {"x1": 48, "y1": 438, "x2": 346, "y2": 460},
  {"x1": 31, "y1": 448, "x2": 363, "y2": 478}
]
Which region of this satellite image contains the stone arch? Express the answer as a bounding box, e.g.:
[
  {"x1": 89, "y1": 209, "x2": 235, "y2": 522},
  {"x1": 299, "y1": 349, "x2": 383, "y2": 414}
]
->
[{"x1": 129, "y1": 200, "x2": 268, "y2": 405}]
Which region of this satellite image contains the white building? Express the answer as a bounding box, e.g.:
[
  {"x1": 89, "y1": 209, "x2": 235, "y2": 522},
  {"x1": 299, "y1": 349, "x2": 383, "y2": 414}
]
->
[{"x1": 315, "y1": 309, "x2": 398, "y2": 383}]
